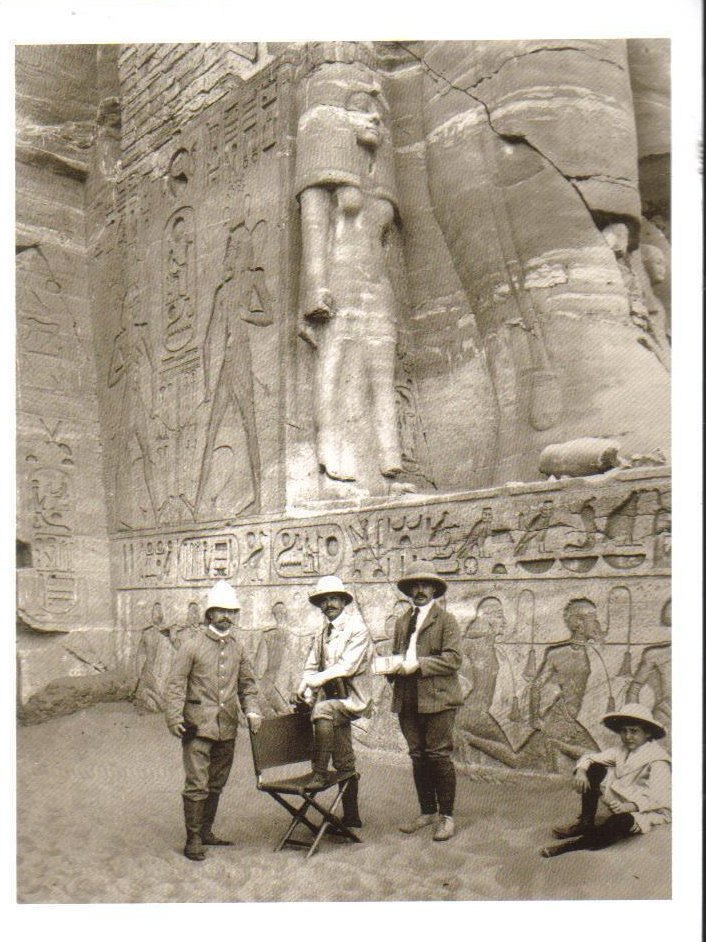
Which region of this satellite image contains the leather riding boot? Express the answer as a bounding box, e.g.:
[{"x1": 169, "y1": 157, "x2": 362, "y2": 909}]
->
[
  {"x1": 182, "y1": 796, "x2": 206, "y2": 861},
  {"x1": 201, "y1": 792, "x2": 233, "y2": 846},
  {"x1": 340, "y1": 775, "x2": 362, "y2": 828},
  {"x1": 552, "y1": 765, "x2": 603, "y2": 839},
  {"x1": 308, "y1": 719, "x2": 335, "y2": 788}
]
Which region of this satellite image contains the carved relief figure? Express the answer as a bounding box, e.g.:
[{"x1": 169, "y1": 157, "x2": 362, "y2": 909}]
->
[
  {"x1": 108, "y1": 284, "x2": 161, "y2": 528},
  {"x1": 457, "y1": 597, "x2": 510, "y2": 742},
  {"x1": 170, "y1": 600, "x2": 201, "y2": 650},
  {"x1": 514, "y1": 500, "x2": 554, "y2": 556},
  {"x1": 625, "y1": 599, "x2": 671, "y2": 728},
  {"x1": 528, "y1": 598, "x2": 605, "y2": 769},
  {"x1": 134, "y1": 602, "x2": 174, "y2": 712},
  {"x1": 255, "y1": 607, "x2": 290, "y2": 716},
  {"x1": 295, "y1": 61, "x2": 402, "y2": 485},
  {"x1": 195, "y1": 223, "x2": 263, "y2": 517}
]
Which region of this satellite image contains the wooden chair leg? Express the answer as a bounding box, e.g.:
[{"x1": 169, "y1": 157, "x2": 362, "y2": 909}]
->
[{"x1": 305, "y1": 780, "x2": 358, "y2": 859}]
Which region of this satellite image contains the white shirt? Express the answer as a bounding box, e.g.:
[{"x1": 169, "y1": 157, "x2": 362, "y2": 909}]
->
[{"x1": 404, "y1": 600, "x2": 434, "y2": 667}]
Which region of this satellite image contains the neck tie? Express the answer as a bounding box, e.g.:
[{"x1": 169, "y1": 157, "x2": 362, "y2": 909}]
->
[
  {"x1": 405, "y1": 607, "x2": 420, "y2": 650},
  {"x1": 325, "y1": 621, "x2": 335, "y2": 641}
]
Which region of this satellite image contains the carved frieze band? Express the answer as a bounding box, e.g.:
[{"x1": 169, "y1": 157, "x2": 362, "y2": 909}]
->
[{"x1": 113, "y1": 473, "x2": 670, "y2": 589}]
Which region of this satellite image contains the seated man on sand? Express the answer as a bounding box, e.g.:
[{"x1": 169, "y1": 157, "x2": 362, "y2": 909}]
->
[{"x1": 541, "y1": 703, "x2": 671, "y2": 858}]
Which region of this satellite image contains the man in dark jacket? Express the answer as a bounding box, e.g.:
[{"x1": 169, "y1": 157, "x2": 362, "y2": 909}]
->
[
  {"x1": 388, "y1": 565, "x2": 463, "y2": 841},
  {"x1": 165, "y1": 580, "x2": 262, "y2": 861}
]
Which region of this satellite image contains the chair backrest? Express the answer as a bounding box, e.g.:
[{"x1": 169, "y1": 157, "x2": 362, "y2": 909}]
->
[{"x1": 249, "y1": 711, "x2": 314, "y2": 776}]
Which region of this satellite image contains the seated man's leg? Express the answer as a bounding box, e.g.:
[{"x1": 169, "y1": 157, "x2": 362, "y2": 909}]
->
[
  {"x1": 553, "y1": 762, "x2": 607, "y2": 839},
  {"x1": 332, "y1": 720, "x2": 361, "y2": 827},
  {"x1": 308, "y1": 700, "x2": 338, "y2": 785},
  {"x1": 542, "y1": 812, "x2": 635, "y2": 857},
  {"x1": 201, "y1": 738, "x2": 236, "y2": 846}
]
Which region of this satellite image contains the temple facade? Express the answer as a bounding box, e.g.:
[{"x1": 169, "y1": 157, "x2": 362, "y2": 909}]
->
[{"x1": 16, "y1": 40, "x2": 671, "y2": 774}]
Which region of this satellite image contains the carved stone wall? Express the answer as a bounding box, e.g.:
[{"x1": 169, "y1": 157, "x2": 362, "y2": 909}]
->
[
  {"x1": 112, "y1": 468, "x2": 670, "y2": 772},
  {"x1": 17, "y1": 42, "x2": 671, "y2": 775},
  {"x1": 90, "y1": 47, "x2": 293, "y2": 530},
  {"x1": 16, "y1": 45, "x2": 115, "y2": 702}
]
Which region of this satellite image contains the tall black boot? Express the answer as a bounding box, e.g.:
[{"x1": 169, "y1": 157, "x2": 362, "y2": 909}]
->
[
  {"x1": 182, "y1": 796, "x2": 206, "y2": 861},
  {"x1": 542, "y1": 812, "x2": 635, "y2": 857},
  {"x1": 340, "y1": 774, "x2": 362, "y2": 828},
  {"x1": 201, "y1": 792, "x2": 233, "y2": 846},
  {"x1": 552, "y1": 763, "x2": 606, "y2": 839},
  {"x1": 307, "y1": 719, "x2": 335, "y2": 788}
]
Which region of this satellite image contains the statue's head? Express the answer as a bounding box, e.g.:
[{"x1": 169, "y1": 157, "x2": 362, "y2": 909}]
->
[{"x1": 295, "y1": 61, "x2": 397, "y2": 208}]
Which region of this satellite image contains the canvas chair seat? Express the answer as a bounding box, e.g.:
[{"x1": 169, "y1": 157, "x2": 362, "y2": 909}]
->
[{"x1": 249, "y1": 710, "x2": 362, "y2": 858}]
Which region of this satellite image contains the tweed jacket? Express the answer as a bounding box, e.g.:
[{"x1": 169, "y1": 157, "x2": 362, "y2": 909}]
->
[
  {"x1": 165, "y1": 625, "x2": 260, "y2": 741},
  {"x1": 302, "y1": 608, "x2": 373, "y2": 718},
  {"x1": 390, "y1": 601, "x2": 464, "y2": 714},
  {"x1": 576, "y1": 740, "x2": 671, "y2": 833}
]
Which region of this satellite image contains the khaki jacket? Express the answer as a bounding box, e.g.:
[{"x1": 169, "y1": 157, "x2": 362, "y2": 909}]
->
[
  {"x1": 302, "y1": 609, "x2": 373, "y2": 718},
  {"x1": 165, "y1": 625, "x2": 260, "y2": 740},
  {"x1": 390, "y1": 602, "x2": 464, "y2": 714}
]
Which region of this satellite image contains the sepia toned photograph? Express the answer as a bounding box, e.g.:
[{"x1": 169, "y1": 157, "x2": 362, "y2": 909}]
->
[{"x1": 10, "y1": 11, "x2": 700, "y2": 922}]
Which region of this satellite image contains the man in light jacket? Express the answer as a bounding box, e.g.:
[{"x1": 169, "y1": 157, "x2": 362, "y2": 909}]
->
[
  {"x1": 165, "y1": 580, "x2": 262, "y2": 861},
  {"x1": 388, "y1": 565, "x2": 464, "y2": 842},
  {"x1": 297, "y1": 575, "x2": 372, "y2": 828}
]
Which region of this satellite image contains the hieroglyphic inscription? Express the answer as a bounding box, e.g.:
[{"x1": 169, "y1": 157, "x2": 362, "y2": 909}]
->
[
  {"x1": 24, "y1": 420, "x2": 78, "y2": 615},
  {"x1": 112, "y1": 472, "x2": 670, "y2": 588},
  {"x1": 272, "y1": 524, "x2": 344, "y2": 579},
  {"x1": 223, "y1": 71, "x2": 279, "y2": 176},
  {"x1": 178, "y1": 535, "x2": 239, "y2": 581},
  {"x1": 16, "y1": 247, "x2": 81, "y2": 393},
  {"x1": 163, "y1": 207, "x2": 197, "y2": 358}
]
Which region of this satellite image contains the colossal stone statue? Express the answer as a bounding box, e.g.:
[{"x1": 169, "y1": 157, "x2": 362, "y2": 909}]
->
[
  {"x1": 295, "y1": 55, "x2": 403, "y2": 487},
  {"x1": 416, "y1": 40, "x2": 671, "y2": 483}
]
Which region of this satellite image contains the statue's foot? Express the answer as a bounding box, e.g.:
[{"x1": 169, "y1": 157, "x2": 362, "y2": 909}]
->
[
  {"x1": 380, "y1": 459, "x2": 403, "y2": 478},
  {"x1": 322, "y1": 463, "x2": 356, "y2": 483}
]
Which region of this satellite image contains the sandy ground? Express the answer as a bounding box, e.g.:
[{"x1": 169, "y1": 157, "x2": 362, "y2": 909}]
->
[{"x1": 16, "y1": 702, "x2": 670, "y2": 903}]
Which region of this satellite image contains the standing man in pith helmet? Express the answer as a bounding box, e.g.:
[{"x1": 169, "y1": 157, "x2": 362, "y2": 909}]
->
[
  {"x1": 165, "y1": 580, "x2": 262, "y2": 861},
  {"x1": 388, "y1": 564, "x2": 463, "y2": 842},
  {"x1": 296, "y1": 575, "x2": 372, "y2": 829}
]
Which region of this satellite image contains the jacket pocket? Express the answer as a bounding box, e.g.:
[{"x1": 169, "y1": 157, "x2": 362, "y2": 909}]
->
[{"x1": 186, "y1": 698, "x2": 201, "y2": 705}]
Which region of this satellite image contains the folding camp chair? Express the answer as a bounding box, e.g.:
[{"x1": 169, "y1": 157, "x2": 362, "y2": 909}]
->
[{"x1": 249, "y1": 711, "x2": 362, "y2": 858}]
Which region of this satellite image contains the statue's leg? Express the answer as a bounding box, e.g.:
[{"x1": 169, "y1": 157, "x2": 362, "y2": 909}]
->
[
  {"x1": 315, "y1": 323, "x2": 355, "y2": 481},
  {"x1": 369, "y1": 337, "x2": 402, "y2": 477}
]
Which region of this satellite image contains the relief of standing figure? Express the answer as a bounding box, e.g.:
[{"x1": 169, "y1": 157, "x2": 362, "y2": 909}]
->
[{"x1": 195, "y1": 225, "x2": 262, "y2": 516}]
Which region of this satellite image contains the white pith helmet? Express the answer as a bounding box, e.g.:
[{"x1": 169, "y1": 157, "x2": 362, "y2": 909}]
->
[
  {"x1": 308, "y1": 575, "x2": 353, "y2": 606},
  {"x1": 205, "y1": 580, "x2": 241, "y2": 612}
]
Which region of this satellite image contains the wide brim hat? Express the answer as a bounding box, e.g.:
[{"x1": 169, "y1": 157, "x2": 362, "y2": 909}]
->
[
  {"x1": 601, "y1": 703, "x2": 666, "y2": 740},
  {"x1": 205, "y1": 580, "x2": 241, "y2": 612},
  {"x1": 308, "y1": 575, "x2": 353, "y2": 606},
  {"x1": 397, "y1": 565, "x2": 448, "y2": 599}
]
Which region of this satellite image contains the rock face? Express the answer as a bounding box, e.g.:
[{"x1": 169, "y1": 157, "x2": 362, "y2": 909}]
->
[
  {"x1": 16, "y1": 44, "x2": 115, "y2": 704},
  {"x1": 15, "y1": 41, "x2": 671, "y2": 775}
]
